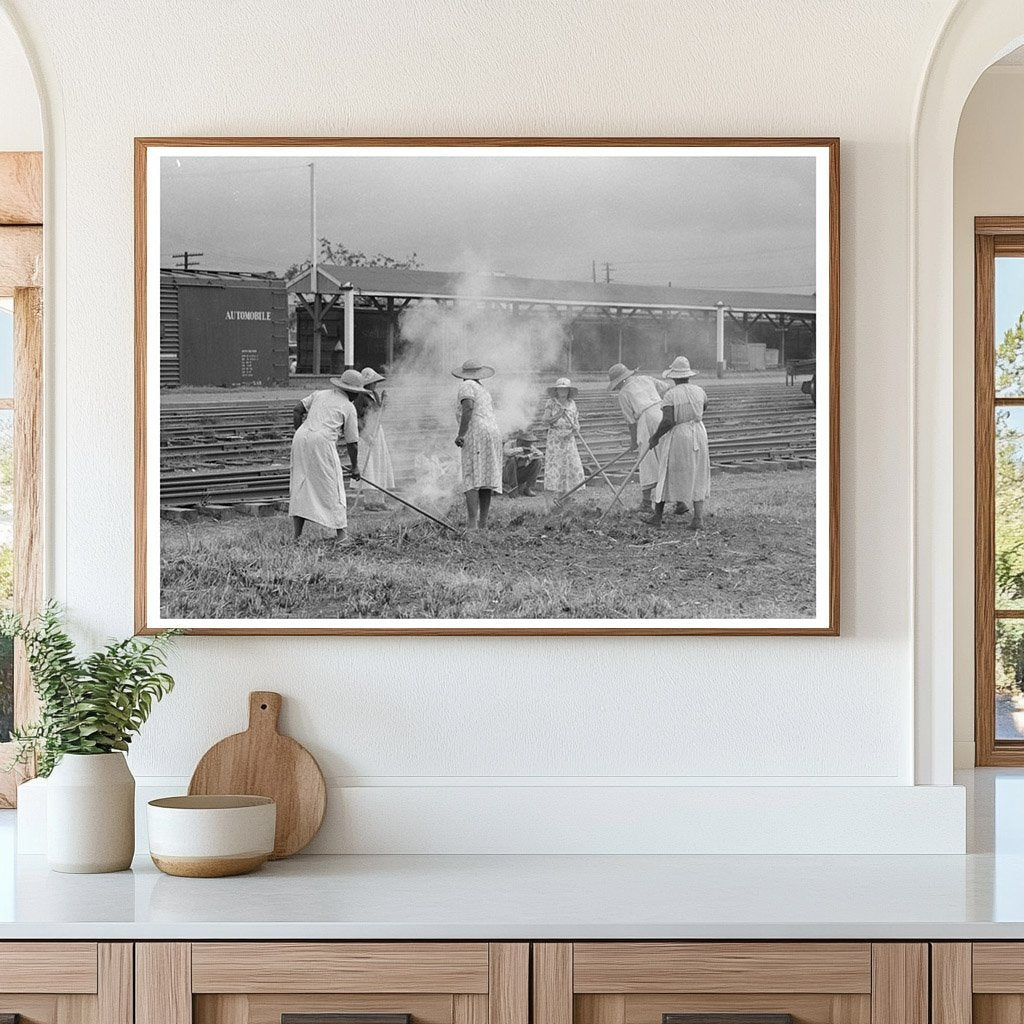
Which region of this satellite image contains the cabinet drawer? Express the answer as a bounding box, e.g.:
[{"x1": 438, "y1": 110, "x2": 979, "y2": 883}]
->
[
  {"x1": 0, "y1": 942, "x2": 99, "y2": 994},
  {"x1": 534, "y1": 943, "x2": 925, "y2": 1024},
  {"x1": 572, "y1": 944, "x2": 872, "y2": 994},
  {"x1": 139, "y1": 943, "x2": 528, "y2": 1024},
  {"x1": 191, "y1": 944, "x2": 491, "y2": 994},
  {"x1": 0, "y1": 943, "x2": 130, "y2": 1024}
]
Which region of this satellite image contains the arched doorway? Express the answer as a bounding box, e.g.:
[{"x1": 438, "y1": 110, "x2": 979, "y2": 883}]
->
[{"x1": 914, "y1": 1, "x2": 1024, "y2": 785}]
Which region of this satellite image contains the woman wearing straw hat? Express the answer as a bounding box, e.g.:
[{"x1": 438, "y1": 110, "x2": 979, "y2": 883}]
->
[
  {"x1": 644, "y1": 355, "x2": 710, "y2": 529},
  {"x1": 541, "y1": 377, "x2": 585, "y2": 498},
  {"x1": 453, "y1": 358, "x2": 503, "y2": 529},
  {"x1": 356, "y1": 367, "x2": 395, "y2": 509},
  {"x1": 608, "y1": 362, "x2": 671, "y2": 513},
  {"x1": 289, "y1": 369, "x2": 367, "y2": 543}
]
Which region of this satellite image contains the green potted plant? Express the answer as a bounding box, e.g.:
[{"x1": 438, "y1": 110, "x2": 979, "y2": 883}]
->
[{"x1": 2, "y1": 603, "x2": 178, "y2": 873}]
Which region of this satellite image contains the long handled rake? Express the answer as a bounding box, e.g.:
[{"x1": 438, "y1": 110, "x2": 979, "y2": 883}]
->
[
  {"x1": 548, "y1": 406, "x2": 617, "y2": 492},
  {"x1": 345, "y1": 473, "x2": 463, "y2": 535},
  {"x1": 553, "y1": 444, "x2": 635, "y2": 506},
  {"x1": 548, "y1": 405, "x2": 610, "y2": 489},
  {"x1": 595, "y1": 444, "x2": 650, "y2": 529},
  {"x1": 570, "y1": 422, "x2": 616, "y2": 490}
]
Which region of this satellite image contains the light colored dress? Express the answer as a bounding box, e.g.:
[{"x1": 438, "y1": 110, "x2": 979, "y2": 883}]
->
[
  {"x1": 358, "y1": 393, "x2": 395, "y2": 489},
  {"x1": 289, "y1": 389, "x2": 358, "y2": 529},
  {"x1": 455, "y1": 379, "x2": 503, "y2": 492},
  {"x1": 617, "y1": 375, "x2": 667, "y2": 490},
  {"x1": 543, "y1": 398, "x2": 585, "y2": 493},
  {"x1": 654, "y1": 382, "x2": 711, "y2": 504}
]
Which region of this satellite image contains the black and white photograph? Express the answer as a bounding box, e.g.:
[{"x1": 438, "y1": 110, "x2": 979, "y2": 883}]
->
[{"x1": 137, "y1": 139, "x2": 838, "y2": 634}]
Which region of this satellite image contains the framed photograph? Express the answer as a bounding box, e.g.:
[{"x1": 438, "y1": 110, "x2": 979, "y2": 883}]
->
[{"x1": 135, "y1": 137, "x2": 839, "y2": 635}]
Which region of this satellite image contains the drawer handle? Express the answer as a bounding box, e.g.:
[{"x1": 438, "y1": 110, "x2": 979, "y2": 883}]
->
[
  {"x1": 283, "y1": 1016, "x2": 411, "y2": 1024},
  {"x1": 664, "y1": 1016, "x2": 794, "y2": 1024}
]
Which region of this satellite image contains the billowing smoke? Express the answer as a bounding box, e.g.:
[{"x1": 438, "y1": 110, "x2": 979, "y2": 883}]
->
[{"x1": 371, "y1": 275, "x2": 567, "y2": 511}]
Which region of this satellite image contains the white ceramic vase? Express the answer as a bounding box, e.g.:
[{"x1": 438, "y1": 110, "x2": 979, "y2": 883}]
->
[{"x1": 46, "y1": 752, "x2": 135, "y2": 873}]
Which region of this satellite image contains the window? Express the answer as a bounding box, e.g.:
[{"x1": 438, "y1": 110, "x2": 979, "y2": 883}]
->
[
  {"x1": 976, "y1": 219, "x2": 1024, "y2": 764},
  {"x1": 0, "y1": 288, "x2": 42, "y2": 807},
  {"x1": 0, "y1": 150, "x2": 43, "y2": 806}
]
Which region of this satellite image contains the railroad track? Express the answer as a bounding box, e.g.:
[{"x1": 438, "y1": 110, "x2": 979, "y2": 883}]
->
[{"x1": 159, "y1": 381, "x2": 816, "y2": 508}]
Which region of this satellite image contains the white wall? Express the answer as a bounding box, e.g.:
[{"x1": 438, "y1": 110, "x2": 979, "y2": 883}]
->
[
  {"x1": 952, "y1": 65, "x2": 1024, "y2": 767},
  {"x1": 0, "y1": 12, "x2": 39, "y2": 152},
  {"x1": 0, "y1": 0, "x2": 973, "y2": 852}
]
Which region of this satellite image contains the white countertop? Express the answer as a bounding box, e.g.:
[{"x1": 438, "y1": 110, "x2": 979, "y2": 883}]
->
[
  {"x1": 1, "y1": 769, "x2": 1022, "y2": 941},
  {"x1": 0, "y1": 849, "x2": 1023, "y2": 940}
]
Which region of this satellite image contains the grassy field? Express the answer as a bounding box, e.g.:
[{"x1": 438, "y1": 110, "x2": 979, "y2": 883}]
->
[{"x1": 160, "y1": 470, "x2": 817, "y2": 621}]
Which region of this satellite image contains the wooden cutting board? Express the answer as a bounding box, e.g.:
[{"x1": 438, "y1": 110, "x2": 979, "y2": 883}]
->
[{"x1": 188, "y1": 691, "x2": 326, "y2": 859}]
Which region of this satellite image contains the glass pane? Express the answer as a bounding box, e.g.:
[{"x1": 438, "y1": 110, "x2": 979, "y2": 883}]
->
[
  {"x1": 998, "y1": 620, "x2": 1024, "y2": 740},
  {"x1": 0, "y1": 410, "x2": 12, "y2": 742},
  {"x1": 997, "y1": 407, "x2": 1024, "y2": 610},
  {"x1": 0, "y1": 306, "x2": 12, "y2": 399},
  {"x1": 996, "y1": 257, "x2": 1024, "y2": 397}
]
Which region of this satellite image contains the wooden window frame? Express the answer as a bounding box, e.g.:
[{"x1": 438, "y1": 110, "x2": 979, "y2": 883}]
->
[
  {"x1": 0, "y1": 151, "x2": 43, "y2": 806},
  {"x1": 975, "y1": 217, "x2": 1024, "y2": 764}
]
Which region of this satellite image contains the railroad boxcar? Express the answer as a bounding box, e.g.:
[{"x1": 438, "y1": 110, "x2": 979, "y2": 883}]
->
[{"x1": 161, "y1": 269, "x2": 289, "y2": 388}]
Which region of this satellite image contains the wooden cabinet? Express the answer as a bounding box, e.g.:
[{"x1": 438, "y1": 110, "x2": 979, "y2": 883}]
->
[
  {"x1": 0, "y1": 937, "x2": 957, "y2": 1024},
  {"x1": 136, "y1": 944, "x2": 528, "y2": 1024},
  {"x1": 0, "y1": 943, "x2": 132, "y2": 1024},
  {"x1": 932, "y1": 943, "x2": 1024, "y2": 1024},
  {"x1": 532, "y1": 944, "x2": 928, "y2": 1024}
]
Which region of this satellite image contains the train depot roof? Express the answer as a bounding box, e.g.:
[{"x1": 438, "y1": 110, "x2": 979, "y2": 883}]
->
[{"x1": 286, "y1": 265, "x2": 816, "y2": 317}]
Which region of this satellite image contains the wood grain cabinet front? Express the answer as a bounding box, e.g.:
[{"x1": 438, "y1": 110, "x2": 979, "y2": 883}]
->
[
  {"x1": 932, "y1": 943, "x2": 1024, "y2": 1024},
  {"x1": 136, "y1": 944, "x2": 529, "y2": 1024},
  {"x1": 0, "y1": 943, "x2": 132, "y2": 1024},
  {"x1": 532, "y1": 944, "x2": 929, "y2": 1024}
]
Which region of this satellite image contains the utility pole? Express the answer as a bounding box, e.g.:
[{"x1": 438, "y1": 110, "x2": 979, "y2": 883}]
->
[
  {"x1": 602, "y1": 262, "x2": 613, "y2": 284},
  {"x1": 592, "y1": 260, "x2": 597, "y2": 283},
  {"x1": 172, "y1": 251, "x2": 203, "y2": 270}
]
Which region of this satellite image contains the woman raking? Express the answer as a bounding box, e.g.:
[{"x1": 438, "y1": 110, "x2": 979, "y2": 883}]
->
[
  {"x1": 356, "y1": 366, "x2": 395, "y2": 509},
  {"x1": 645, "y1": 356, "x2": 711, "y2": 529},
  {"x1": 288, "y1": 368, "x2": 368, "y2": 543},
  {"x1": 541, "y1": 376, "x2": 585, "y2": 497},
  {"x1": 453, "y1": 358, "x2": 503, "y2": 530},
  {"x1": 607, "y1": 362, "x2": 672, "y2": 513}
]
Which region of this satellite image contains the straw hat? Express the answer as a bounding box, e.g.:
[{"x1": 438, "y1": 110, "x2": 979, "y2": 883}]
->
[
  {"x1": 330, "y1": 369, "x2": 370, "y2": 394},
  {"x1": 547, "y1": 376, "x2": 579, "y2": 399},
  {"x1": 607, "y1": 363, "x2": 638, "y2": 391},
  {"x1": 514, "y1": 429, "x2": 539, "y2": 443},
  {"x1": 360, "y1": 367, "x2": 386, "y2": 386},
  {"x1": 663, "y1": 355, "x2": 698, "y2": 380},
  {"x1": 452, "y1": 358, "x2": 495, "y2": 380}
]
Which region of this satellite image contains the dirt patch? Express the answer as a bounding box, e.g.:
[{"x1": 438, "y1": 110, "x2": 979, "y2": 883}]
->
[{"x1": 160, "y1": 471, "x2": 816, "y2": 621}]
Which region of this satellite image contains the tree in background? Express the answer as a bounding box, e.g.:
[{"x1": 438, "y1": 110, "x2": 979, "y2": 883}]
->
[
  {"x1": 285, "y1": 238, "x2": 421, "y2": 281},
  {"x1": 996, "y1": 312, "x2": 1024, "y2": 692}
]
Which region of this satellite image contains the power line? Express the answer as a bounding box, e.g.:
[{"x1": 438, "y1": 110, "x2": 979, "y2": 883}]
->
[{"x1": 172, "y1": 250, "x2": 203, "y2": 270}]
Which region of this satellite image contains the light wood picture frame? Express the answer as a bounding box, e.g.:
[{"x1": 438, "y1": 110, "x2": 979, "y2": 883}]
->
[{"x1": 135, "y1": 137, "x2": 839, "y2": 636}]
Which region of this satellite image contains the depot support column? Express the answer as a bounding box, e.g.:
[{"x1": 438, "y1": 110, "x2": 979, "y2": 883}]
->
[
  {"x1": 344, "y1": 285, "x2": 355, "y2": 368},
  {"x1": 716, "y1": 301, "x2": 726, "y2": 378}
]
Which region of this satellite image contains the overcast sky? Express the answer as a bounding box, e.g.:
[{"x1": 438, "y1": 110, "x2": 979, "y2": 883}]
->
[{"x1": 159, "y1": 151, "x2": 817, "y2": 292}]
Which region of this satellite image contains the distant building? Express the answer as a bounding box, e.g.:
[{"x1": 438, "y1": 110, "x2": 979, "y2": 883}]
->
[{"x1": 287, "y1": 265, "x2": 816, "y2": 374}]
